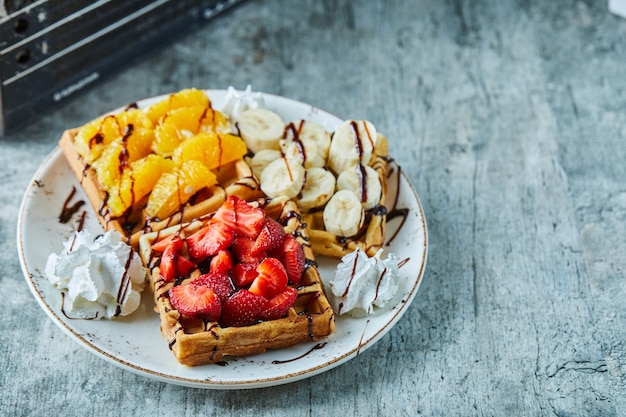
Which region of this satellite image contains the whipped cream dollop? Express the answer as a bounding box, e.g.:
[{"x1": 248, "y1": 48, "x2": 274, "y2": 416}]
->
[
  {"x1": 328, "y1": 249, "x2": 403, "y2": 317},
  {"x1": 222, "y1": 85, "x2": 265, "y2": 121},
  {"x1": 45, "y1": 230, "x2": 146, "y2": 319}
]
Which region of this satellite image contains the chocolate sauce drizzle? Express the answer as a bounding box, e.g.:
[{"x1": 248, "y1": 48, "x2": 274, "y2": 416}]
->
[
  {"x1": 271, "y1": 342, "x2": 327, "y2": 364},
  {"x1": 58, "y1": 186, "x2": 85, "y2": 224}
]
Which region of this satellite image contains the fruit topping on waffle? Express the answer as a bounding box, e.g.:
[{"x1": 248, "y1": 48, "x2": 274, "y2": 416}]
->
[
  {"x1": 236, "y1": 108, "x2": 389, "y2": 258},
  {"x1": 59, "y1": 89, "x2": 262, "y2": 247},
  {"x1": 138, "y1": 195, "x2": 334, "y2": 365}
]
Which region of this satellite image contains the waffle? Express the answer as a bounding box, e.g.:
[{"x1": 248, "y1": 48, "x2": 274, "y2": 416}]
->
[
  {"x1": 301, "y1": 134, "x2": 389, "y2": 258},
  {"x1": 138, "y1": 197, "x2": 335, "y2": 366},
  {"x1": 59, "y1": 128, "x2": 263, "y2": 249}
]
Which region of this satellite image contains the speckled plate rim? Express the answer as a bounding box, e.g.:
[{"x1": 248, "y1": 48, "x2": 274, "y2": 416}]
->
[{"x1": 16, "y1": 89, "x2": 428, "y2": 389}]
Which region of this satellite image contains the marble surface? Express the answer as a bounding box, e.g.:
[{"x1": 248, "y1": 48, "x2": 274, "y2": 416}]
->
[{"x1": 3, "y1": 0, "x2": 626, "y2": 415}]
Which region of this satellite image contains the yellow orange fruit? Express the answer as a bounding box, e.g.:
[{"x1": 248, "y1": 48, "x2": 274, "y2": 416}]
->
[
  {"x1": 74, "y1": 108, "x2": 153, "y2": 163},
  {"x1": 172, "y1": 132, "x2": 247, "y2": 170},
  {"x1": 146, "y1": 160, "x2": 217, "y2": 220},
  {"x1": 106, "y1": 154, "x2": 174, "y2": 217},
  {"x1": 145, "y1": 89, "x2": 211, "y2": 125},
  {"x1": 152, "y1": 106, "x2": 231, "y2": 156}
]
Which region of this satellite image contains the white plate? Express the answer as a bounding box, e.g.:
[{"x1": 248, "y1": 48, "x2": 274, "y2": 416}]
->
[{"x1": 17, "y1": 90, "x2": 428, "y2": 389}]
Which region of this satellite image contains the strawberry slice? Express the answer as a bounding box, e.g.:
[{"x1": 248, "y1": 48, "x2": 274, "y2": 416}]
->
[
  {"x1": 169, "y1": 281, "x2": 221, "y2": 321},
  {"x1": 160, "y1": 242, "x2": 194, "y2": 282},
  {"x1": 272, "y1": 234, "x2": 306, "y2": 285},
  {"x1": 249, "y1": 257, "x2": 288, "y2": 299},
  {"x1": 220, "y1": 289, "x2": 267, "y2": 327},
  {"x1": 186, "y1": 220, "x2": 235, "y2": 260},
  {"x1": 259, "y1": 286, "x2": 298, "y2": 320},
  {"x1": 209, "y1": 249, "x2": 233, "y2": 275},
  {"x1": 151, "y1": 234, "x2": 183, "y2": 253},
  {"x1": 213, "y1": 195, "x2": 265, "y2": 239},
  {"x1": 251, "y1": 217, "x2": 286, "y2": 257},
  {"x1": 232, "y1": 262, "x2": 259, "y2": 287},
  {"x1": 231, "y1": 236, "x2": 264, "y2": 264},
  {"x1": 193, "y1": 271, "x2": 234, "y2": 302}
]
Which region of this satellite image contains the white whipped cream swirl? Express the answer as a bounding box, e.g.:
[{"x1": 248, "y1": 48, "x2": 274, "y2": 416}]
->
[
  {"x1": 45, "y1": 230, "x2": 146, "y2": 319},
  {"x1": 328, "y1": 249, "x2": 402, "y2": 317}
]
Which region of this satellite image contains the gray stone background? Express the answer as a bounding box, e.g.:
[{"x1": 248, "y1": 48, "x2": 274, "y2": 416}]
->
[{"x1": 2, "y1": 0, "x2": 626, "y2": 415}]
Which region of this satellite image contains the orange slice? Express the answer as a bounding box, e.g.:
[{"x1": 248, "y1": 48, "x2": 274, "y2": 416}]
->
[
  {"x1": 146, "y1": 160, "x2": 217, "y2": 220},
  {"x1": 145, "y1": 88, "x2": 211, "y2": 125},
  {"x1": 172, "y1": 132, "x2": 247, "y2": 170}
]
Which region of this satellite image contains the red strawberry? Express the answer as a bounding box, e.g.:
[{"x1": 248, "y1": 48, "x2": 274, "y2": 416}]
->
[
  {"x1": 231, "y1": 236, "x2": 264, "y2": 264},
  {"x1": 209, "y1": 249, "x2": 233, "y2": 275},
  {"x1": 249, "y1": 257, "x2": 288, "y2": 299},
  {"x1": 251, "y1": 217, "x2": 286, "y2": 256},
  {"x1": 259, "y1": 286, "x2": 298, "y2": 320},
  {"x1": 272, "y1": 234, "x2": 306, "y2": 285},
  {"x1": 160, "y1": 242, "x2": 194, "y2": 282},
  {"x1": 220, "y1": 289, "x2": 267, "y2": 327},
  {"x1": 213, "y1": 195, "x2": 265, "y2": 238},
  {"x1": 232, "y1": 262, "x2": 259, "y2": 287},
  {"x1": 169, "y1": 281, "x2": 221, "y2": 321},
  {"x1": 186, "y1": 220, "x2": 235, "y2": 260},
  {"x1": 193, "y1": 271, "x2": 234, "y2": 302},
  {"x1": 151, "y1": 234, "x2": 183, "y2": 253}
]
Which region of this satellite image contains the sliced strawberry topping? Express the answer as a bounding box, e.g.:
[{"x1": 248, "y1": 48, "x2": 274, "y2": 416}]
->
[
  {"x1": 232, "y1": 262, "x2": 259, "y2": 287},
  {"x1": 251, "y1": 217, "x2": 286, "y2": 257},
  {"x1": 231, "y1": 236, "x2": 264, "y2": 264},
  {"x1": 249, "y1": 257, "x2": 288, "y2": 299},
  {"x1": 151, "y1": 234, "x2": 183, "y2": 253},
  {"x1": 193, "y1": 271, "x2": 234, "y2": 302},
  {"x1": 169, "y1": 281, "x2": 221, "y2": 321},
  {"x1": 160, "y1": 242, "x2": 194, "y2": 282},
  {"x1": 186, "y1": 220, "x2": 235, "y2": 260},
  {"x1": 220, "y1": 289, "x2": 267, "y2": 327},
  {"x1": 209, "y1": 249, "x2": 233, "y2": 275},
  {"x1": 272, "y1": 234, "x2": 306, "y2": 285},
  {"x1": 259, "y1": 286, "x2": 298, "y2": 320},
  {"x1": 213, "y1": 195, "x2": 265, "y2": 238}
]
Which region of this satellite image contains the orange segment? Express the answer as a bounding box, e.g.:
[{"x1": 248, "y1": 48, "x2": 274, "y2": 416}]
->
[
  {"x1": 172, "y1": 132, "x2": 247, "y2": 169},
  {"x1": 152, "y1": 106, "x2": 231, "y2": 156},
  {"x1": 146, "y1": 160, "x2": 217, "y2": 220},
  {"x1": 145, "y1": 88, "x2": 211, "y2": 125},
  {"x1": 74, "y1": 109, "x2": 154, "y2": 163},
  {"x1": 107, "y1": 154, "x2": 174, "y2": 217}
]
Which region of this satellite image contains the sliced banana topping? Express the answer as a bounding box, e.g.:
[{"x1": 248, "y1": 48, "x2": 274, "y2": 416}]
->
[
  {"x1": 280, "y1": 139, "x2": 325, "y2": 169},
  {"x1": 296, "y1": 167, "x2": 336, "y2": 210},
  {"x1": 336, "y1": 164, "x2": 382, "y2": 210},
  {"x1": 237, "y1": 108, "x2": 285, "y2": 153},
  {"x1": 328, "y1": 120, "x2": 378, "y2": 175},
  {"x1": 284, "y1": 120, "x2": 331, "y2": 163},
  {"x1": 247, "y1": 149, "x2": 282, "y2": 180},
  {"x1": 260, "y1": 157, "x2": 306, "y2": 199},
  {"x1": 323, "y1": 190, "x2": 365, "y2": 237}
]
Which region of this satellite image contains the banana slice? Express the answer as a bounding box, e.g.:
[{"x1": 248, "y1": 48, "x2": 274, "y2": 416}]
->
[
  {"x1": 237, "y1": 108, "x2": 285, "y2": 153},
  {"x1": 281, "y1": 139, "x2": 325, "y2": 169},
  {"x1": 328, "y1": 120, "x2": 377, "y2": 175},
  {"x1": 260, "y1": 157, "x2": 306, "y2": 199},
  {"x1": 296, "y1": 167, "x2": 336, "y2": 210},
  {"x1": 246, "y1": 149, "x2": 282, "y2": 180},
  {"x1": 336, "y1": 164, "x2": 382, "y2": 210},
  {"x1": 323, "y1": 189, "x2": 365, "y2": 237},
  {"x1": 283, "y1": 120, "x2": 331, "y2": 165}
]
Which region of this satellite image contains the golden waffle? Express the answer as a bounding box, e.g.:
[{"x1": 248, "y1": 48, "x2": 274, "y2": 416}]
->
[
  {"x1": 138, "y1": 197, "x2": 335, "y2": 366},
  {"x1": 59, "y1": 128, "x2": 263, "y2": 249},
  {"x1": 301, "y1": 134, "x2": 389, "y2": 258}
]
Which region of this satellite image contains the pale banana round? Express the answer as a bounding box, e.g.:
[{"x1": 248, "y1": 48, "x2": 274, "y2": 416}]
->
[
  {"x1": 281, "y1": 139, "x2": 325, "y2": 169},
  {"x1": 286, "y1": 119, "x2": 332, "y2": 162},
  {"x1": 296, "y1": 167, "x2": 336, "y2": 210},
  {"x1": 328, "y1": 120, "x2": 377, "y2": 175},
  {"x1": 237, "y1": 108, "x2": 285, "y2": 153},
  {"x1": 247, "y1": 149, "x2": 282, "y2": 180},
  {"x1": 336, "y1": 164, "x2": 382, "y2": 210},
  {"x1": 323, "y1": 189, "x2": 365, "y2": 237},
  {"x1": 260, "y1": 157, "x2": 306, "y2": 199}
]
